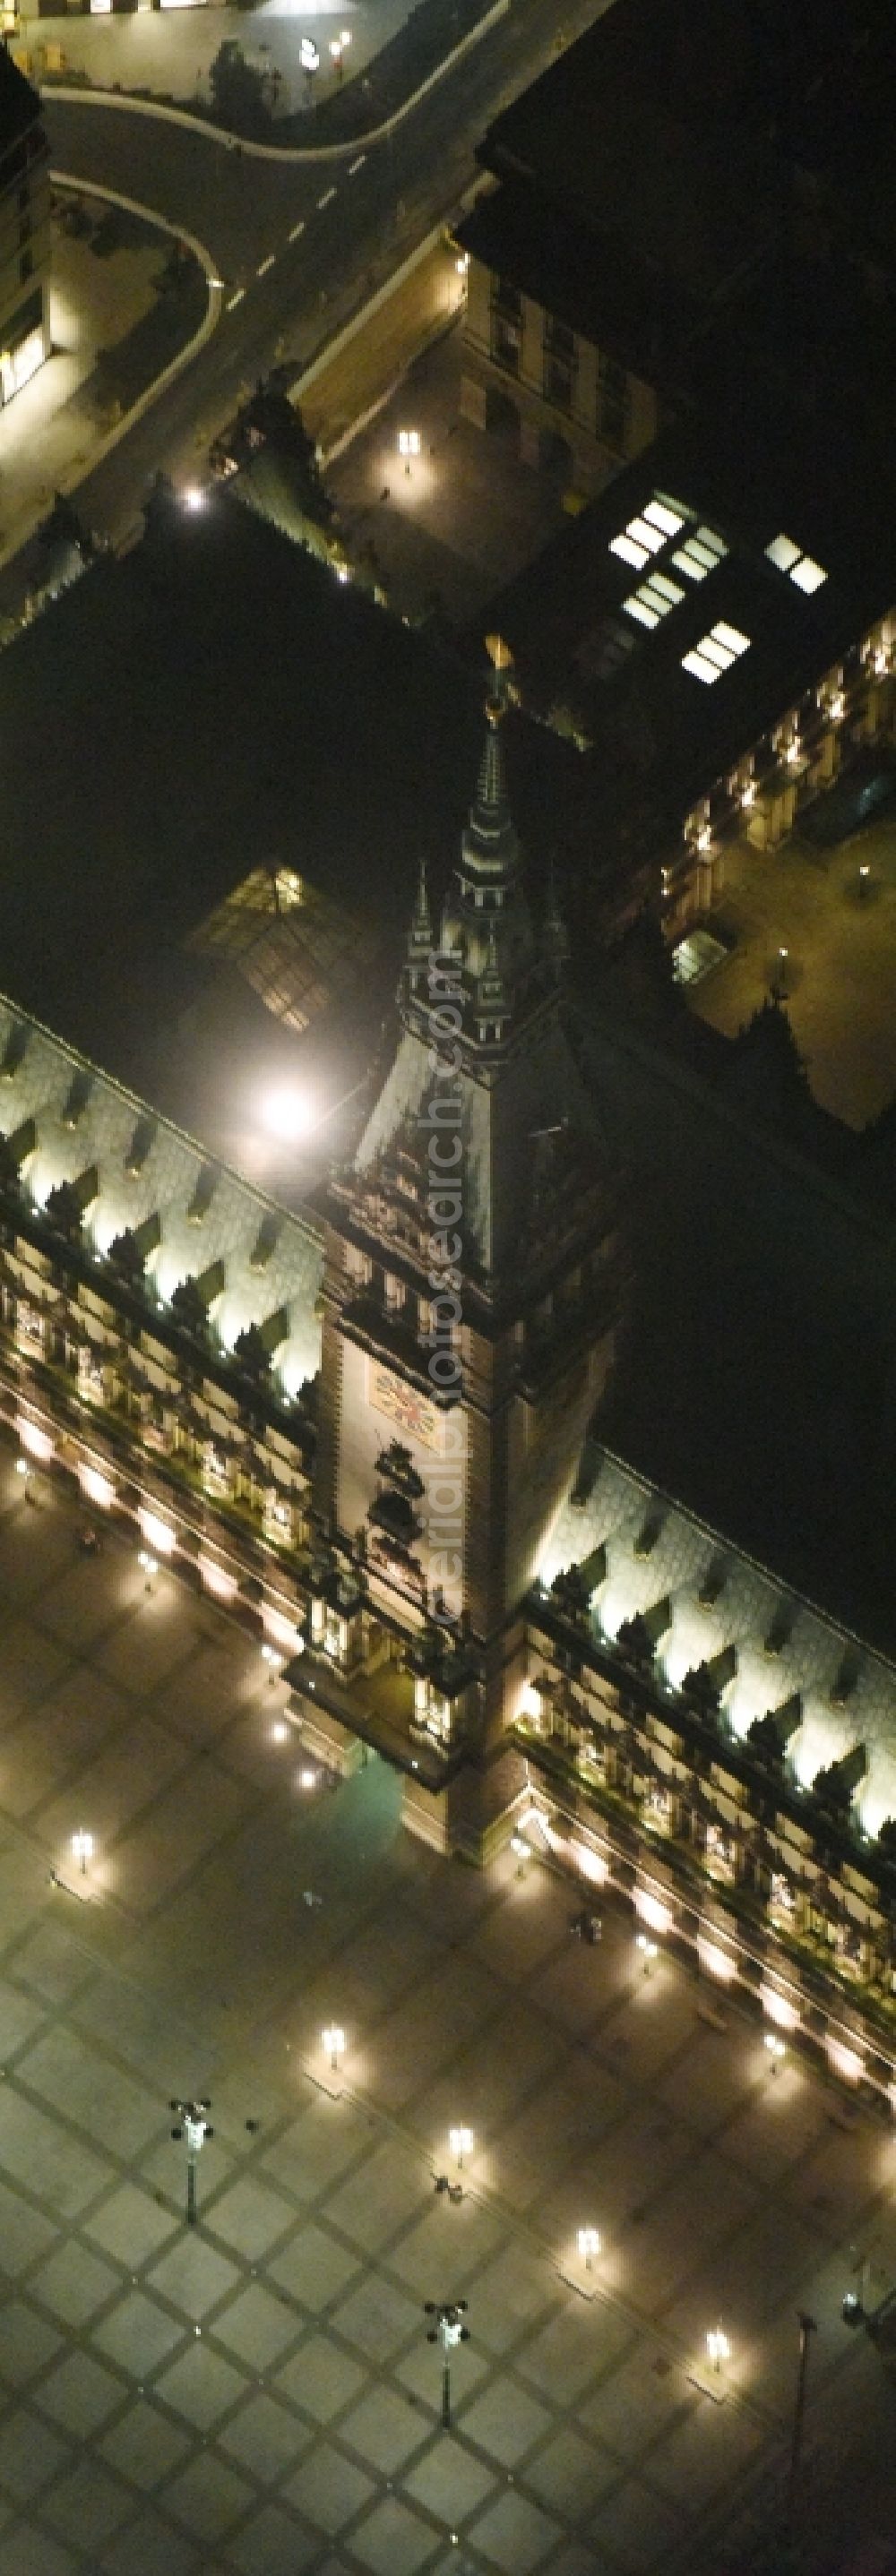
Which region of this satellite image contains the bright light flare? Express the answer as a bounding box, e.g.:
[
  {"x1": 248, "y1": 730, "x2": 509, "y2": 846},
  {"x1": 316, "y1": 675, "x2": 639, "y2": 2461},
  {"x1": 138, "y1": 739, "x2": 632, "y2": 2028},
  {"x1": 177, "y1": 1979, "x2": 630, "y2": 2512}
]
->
[
  {"x1": 262, "y1": 1086, "x2": 317, "y2": 1144},
  {"x1": 634, "y1": 1891, "x2": 671, "y2": 1936},
  {"x1": 699, "y1": 1939, "x2": 736, "y2": 1982},
  {"x1": 140, "y1": 1511, "x2": 175, "y2": 1557},
  {"x1": 16, "y1": 1418, "x2": 53, "y2": 1463},
  {"x1": 183, "y1": 485, "x2": 205, "y2": 512}
]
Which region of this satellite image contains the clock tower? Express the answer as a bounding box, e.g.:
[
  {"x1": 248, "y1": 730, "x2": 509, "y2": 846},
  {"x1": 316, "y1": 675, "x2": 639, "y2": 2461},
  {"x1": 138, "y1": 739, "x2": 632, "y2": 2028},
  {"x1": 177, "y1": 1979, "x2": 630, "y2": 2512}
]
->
[{"x1": 312, "y1": 683, "x2": 621, "y2": 1831}]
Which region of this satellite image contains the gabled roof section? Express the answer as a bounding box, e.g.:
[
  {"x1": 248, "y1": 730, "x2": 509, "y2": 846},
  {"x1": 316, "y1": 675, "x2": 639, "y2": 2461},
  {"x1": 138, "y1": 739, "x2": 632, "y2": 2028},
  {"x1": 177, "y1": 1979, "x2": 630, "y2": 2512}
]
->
[
  {"x1": 0, "y1": 992, "x2": 323, "y2": 1397},
  {"x1": 542, "y1": 1446, "x2": 896, "y2": 1835}
]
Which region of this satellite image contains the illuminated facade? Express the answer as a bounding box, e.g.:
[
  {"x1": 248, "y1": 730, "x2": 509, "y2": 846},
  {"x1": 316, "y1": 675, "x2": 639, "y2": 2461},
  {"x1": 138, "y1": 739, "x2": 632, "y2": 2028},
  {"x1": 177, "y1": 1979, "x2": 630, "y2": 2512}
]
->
[
  {"x1": 0, "y1": 49, "x2": 50, "y2": 407},
  {"x1": 1, "y1": 704, "x2": 895, "y2": 2101}
]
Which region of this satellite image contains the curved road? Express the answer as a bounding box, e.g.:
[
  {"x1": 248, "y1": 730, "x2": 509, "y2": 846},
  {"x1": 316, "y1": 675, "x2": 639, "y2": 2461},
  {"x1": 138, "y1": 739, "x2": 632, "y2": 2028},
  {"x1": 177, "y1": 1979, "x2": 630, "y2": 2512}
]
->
[{"x1": 40, "y1": 0, "x2": 607, "y2": 543}]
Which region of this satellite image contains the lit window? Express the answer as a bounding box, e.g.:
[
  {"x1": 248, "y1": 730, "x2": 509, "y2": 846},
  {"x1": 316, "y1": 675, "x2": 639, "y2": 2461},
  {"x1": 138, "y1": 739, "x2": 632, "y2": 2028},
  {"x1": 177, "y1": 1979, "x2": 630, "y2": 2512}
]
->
[
  {"x1": 623, "y1": 571, "x2": 685, "y2": 630},
  {"x1": 682, "y1": 622, "x2": 750, "y2": 684},
  {"x1": 765, "y1": 533, "x2": 827, "y2": 592},
  {"x1": 668, "y1": 526, "x2": 728, "y2": 580},
  {"x1": 643, "y1": 497, "x2": 685, "y2": 537},
  {"x1": 625, "y1": 593, "x2": 659, "y2": 628},
  {"x1": 789, "y1": 554, "x2": 826, "y2": 594},
  {"x1": 765, "y1": 533, "x2": 801, "y2": 571},
  {"x1": 609, "y1": 532, "x2": 650, "y2": 570}
]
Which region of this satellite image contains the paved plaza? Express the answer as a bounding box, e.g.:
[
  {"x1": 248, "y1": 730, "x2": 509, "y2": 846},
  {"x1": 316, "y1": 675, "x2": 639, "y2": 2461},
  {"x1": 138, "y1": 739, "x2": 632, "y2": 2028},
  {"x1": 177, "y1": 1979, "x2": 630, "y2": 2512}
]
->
[
  {"x1": 0, "y1": 1449, "x2": 894, "y2": 2573},
  {"x1": 689, "y1": 811, "x2": 896, "y2": 1129}
]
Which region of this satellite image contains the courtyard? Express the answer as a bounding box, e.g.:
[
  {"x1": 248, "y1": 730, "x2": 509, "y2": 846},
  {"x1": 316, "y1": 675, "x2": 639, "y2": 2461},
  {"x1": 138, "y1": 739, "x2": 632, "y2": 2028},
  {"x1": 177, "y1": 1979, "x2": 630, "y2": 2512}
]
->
[
  {"x1": 0, "y1": 1446, "x2": 894, "y2": 2572},
  {"x1": 688, "y1": 794, "x2": 896, "y2": 1130}
]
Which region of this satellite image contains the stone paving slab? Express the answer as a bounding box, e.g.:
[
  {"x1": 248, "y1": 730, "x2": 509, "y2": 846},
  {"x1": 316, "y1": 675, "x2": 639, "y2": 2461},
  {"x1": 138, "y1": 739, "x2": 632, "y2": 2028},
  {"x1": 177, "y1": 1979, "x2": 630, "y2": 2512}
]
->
[{"x1": 0, "y1": 1477, "x2": 892, "y2": 2572}]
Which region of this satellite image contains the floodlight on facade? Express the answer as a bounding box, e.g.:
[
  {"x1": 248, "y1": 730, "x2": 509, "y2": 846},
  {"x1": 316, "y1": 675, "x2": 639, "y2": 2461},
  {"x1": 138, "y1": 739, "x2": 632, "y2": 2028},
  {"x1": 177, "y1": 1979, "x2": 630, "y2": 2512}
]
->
[{"x1": 577, "y1": 2227, "x2": 601, "y2": 2270}]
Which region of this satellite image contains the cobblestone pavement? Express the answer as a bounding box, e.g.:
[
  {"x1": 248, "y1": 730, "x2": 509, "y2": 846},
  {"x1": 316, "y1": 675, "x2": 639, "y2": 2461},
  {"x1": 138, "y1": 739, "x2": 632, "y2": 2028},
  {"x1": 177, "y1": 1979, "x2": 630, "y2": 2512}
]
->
[{"x1": 0, "y1": 1443, "x2": 893, "y2": 2572}]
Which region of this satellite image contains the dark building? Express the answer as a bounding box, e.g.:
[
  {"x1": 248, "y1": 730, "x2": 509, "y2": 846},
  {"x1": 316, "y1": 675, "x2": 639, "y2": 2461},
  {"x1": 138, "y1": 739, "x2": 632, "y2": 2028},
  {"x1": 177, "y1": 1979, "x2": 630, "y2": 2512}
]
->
[
  {"x1": 0, "y1": 43, "x2": 50, "y2": 406},
  {"x1": 456, "y1": 0, "x2": 896, "y2": 494}
]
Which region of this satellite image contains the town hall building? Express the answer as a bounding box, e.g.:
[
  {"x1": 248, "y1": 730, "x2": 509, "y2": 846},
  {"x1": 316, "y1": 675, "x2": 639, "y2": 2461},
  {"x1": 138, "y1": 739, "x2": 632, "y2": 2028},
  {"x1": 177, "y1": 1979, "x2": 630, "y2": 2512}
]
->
[{"x1": 0, "y1": 691, "x2": 895, "y2": 2109}]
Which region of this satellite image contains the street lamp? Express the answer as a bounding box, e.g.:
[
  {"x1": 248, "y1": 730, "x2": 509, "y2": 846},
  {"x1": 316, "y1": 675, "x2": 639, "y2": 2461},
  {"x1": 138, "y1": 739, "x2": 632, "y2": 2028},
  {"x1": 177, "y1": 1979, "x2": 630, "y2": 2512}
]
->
[
  {"x1": 323, "y1": 2024, "x2": 346, "y2": 2074},
  {"x1": 577, "y1": 2227, "x2": 601, "y2": 2271},
  {"x1": 398, "y1": 428, "x2": 421, "y2": 477},
  {"x1": 137, "y1": 1549, "x2": 159, "y2": 1594},
  {"x1": 510, "y1": 1833, "x2": 530, "y2": 1876},
  {"x1": 449, "y1": 2125, "x2": 473, "y2": 2170},
  {"x1": 71, "y1": 1829, "x2": 93, "y2": 1877},
  {"x1": 330, "y1": 28, "x2": 351, "y2": 79},
  {"x1": 764, "y1": 2031, "x2": 787, "y2": 2073},
  {"x1": 787, "y1": 2311, "x2": 817, "y2": 2520},
  {"x1": 169, "y1": 2099, "x2": 212, "y2": 2226},
  {"x1": 635, "y1": 1934, "x2": 659, "y2": 1976},
  {"x1": 706, "y1": 2326, "x2": 730, "y2": 2374},
  {"x1": 424, "y1": 2298, "x2": 470, "y2": 2427},
  {"x1": 261, "y1": 1644, "x2": 283, "y2": 1684}
]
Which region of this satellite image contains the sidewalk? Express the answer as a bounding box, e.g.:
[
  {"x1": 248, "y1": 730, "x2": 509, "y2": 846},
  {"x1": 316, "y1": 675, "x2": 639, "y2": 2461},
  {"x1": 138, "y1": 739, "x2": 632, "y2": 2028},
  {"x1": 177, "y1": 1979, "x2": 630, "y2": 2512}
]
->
[
  {"x1": 0, "y1": 190, "x2": 205, "y2": 602},
  {"x1": 16, "y1": 0, "x2": 414, "y2": 121}
]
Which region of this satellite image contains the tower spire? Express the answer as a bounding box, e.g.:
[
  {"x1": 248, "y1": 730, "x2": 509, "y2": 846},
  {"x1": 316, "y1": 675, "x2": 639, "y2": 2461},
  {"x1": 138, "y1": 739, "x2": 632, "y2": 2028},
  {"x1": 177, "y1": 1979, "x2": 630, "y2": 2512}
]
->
[{"x1": 403, "y1": 858, "x2": 434, "y2": 999}]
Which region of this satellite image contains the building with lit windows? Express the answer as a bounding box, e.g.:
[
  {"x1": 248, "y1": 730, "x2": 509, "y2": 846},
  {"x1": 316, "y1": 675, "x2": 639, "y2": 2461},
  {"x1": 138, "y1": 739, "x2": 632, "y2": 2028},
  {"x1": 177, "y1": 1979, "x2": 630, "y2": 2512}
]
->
[
  {"x1": 0, "y1": 46, "x2": 50, "y2": 406},
  {"x1": 475, "y1": 408, "x2": 896, "y2": 940},
  {"x1": 2, "y1": 665, "x2": 896, "y2": 2110}
]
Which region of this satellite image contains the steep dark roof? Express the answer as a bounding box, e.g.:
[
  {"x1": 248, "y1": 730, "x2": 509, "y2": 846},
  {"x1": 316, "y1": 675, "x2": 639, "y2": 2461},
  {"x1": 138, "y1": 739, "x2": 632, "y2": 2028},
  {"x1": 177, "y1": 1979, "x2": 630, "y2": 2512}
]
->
[
  {"x1": 0, "y1": 46, "x2": 41, "y2": 157},
  {"x1": 0, "y1": 494, "x2": 590, "y2": 1103}
]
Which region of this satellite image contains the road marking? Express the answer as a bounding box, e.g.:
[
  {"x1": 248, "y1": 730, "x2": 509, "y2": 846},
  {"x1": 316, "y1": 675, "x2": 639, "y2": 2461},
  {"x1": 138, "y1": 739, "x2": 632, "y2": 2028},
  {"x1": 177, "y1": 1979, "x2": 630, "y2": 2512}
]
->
[
  {"x1": 289, "y1": 219, "x2": 306, "y2": 243},
  {"x1": 227, "y1": 288, "x2": 246, "y2": 311},
  {"x1": 348, "y1": 154, "x2": 366, "y2": 176},
  {"x1": 256, "y1": 253, "x2": 275, "y2": 279},
  {"x1": 317, "y1": 187, "x2": 337, "y2": 210}
]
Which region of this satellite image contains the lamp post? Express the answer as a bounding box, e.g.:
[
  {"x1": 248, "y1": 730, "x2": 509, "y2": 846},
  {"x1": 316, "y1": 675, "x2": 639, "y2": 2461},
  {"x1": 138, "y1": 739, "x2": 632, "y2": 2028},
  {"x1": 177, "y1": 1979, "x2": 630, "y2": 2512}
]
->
[
  {"x1": 138, "y1": 1549, "x2": 159, "y2": 1595},
  {"x1": 577, "y1": 2227, "x2": 601, "y2": 2272},
  {"x1": 635, "y1": 1934, "x2": 659, "y2": 1977},
  {"x1": 322, "y1": 2024, "x2": 346, "y2": 2076},
  {"x1": 398, "y1": 427, "x2": 421, "y2": 478},
  {"x1": 261, "y1": 1644, "x2": 283, "y2": 1686},
  {"x1": 787, "y1": 2311, "x2": 816, "y2": 2521},
  {"x1": 71, "y1": 1829, "x2": 94, "y2": 1878},
  {"x1": 329, "y1": 28, "x2": 350, "y2": 81},
  {"x1": 169, "y1": 2099, "x2": 212, "y2": 2226},
  {"x1": 706, "y1": 2326, "x2": 730, "y2": 2375},
  {"x1": 449, "y1": 2125, "x2": 473, "y2": 2171},
  {"x1": 424, "y1": 2299, "x2": 470, "y2": 2427}
]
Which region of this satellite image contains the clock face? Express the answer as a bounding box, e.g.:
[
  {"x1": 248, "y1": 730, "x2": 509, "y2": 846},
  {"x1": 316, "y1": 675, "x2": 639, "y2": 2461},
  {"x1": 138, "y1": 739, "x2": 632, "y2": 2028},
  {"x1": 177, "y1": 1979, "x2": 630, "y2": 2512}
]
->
[{"x1": 369, "y1": 1364, "x2": 442, "y2": 1454}]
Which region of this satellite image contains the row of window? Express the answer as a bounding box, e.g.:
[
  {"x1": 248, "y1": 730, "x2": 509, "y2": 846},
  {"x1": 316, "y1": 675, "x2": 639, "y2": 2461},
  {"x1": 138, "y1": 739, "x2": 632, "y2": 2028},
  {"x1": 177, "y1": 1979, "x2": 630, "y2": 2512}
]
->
[{"x1": 489, "y1": 283, "x2": 630, "y2": 446}]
